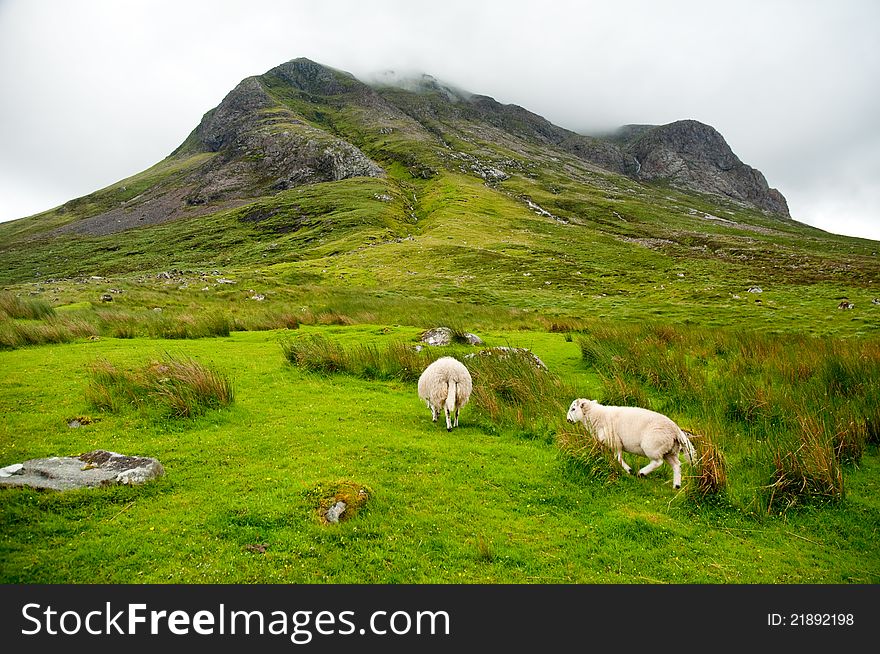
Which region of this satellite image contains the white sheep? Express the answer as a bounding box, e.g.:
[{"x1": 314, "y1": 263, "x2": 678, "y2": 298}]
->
[
  {"x1": 566, "y1": 398, "x2": 696, "y2": 489},
  {"x1": 417, "y1": 357, "x2": 473, "y2": 431}
]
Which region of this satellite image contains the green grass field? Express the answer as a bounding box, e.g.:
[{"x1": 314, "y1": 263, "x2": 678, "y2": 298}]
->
[{"x1": 1, "y1": 325, "x2": 877, "y2": 583}]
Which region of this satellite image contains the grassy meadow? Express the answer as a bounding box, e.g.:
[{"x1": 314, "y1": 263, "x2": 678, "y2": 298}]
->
[{"x1": 1, "y1": 320, "x2": 878, "y2": 583}]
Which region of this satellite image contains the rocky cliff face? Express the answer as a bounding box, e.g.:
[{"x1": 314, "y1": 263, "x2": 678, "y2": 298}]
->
[
  {"x1": 183, "y1": 76, "x2": 382, "y2": 206},
  {"x1": 622, "y1": 120, "x2": 789, "y2": 216}
]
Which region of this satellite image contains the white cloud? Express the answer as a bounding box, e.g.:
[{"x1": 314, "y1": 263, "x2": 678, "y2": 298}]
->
[{"x1": 0, "y1": 0, "x2": 878, "y2": 240}]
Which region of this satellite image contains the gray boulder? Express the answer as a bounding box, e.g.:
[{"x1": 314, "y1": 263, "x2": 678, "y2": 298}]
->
[
  {"x1": 464, "y1": 346, "x2": 548, "y2": 370},
  {"x1": 420, "y1": 327, "x2": 484, "y2": 346},
  {"x1": 0, "y1": 450, "x2": 164, "y2": 491}
]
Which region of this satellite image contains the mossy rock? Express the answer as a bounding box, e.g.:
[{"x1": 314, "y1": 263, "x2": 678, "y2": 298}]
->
[{"x1": 305, "y1": 480, "x2": 371, "y2": 524}]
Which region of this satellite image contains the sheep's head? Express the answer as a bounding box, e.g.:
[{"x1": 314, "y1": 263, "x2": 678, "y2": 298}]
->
[{"x1": 566, "y1": 398, "x2": 595, "y2": 423}]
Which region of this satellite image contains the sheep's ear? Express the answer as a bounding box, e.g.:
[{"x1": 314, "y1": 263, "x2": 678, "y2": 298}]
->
[{"x1": 579, "y1": 399, "x2": 590, "y2": 410}]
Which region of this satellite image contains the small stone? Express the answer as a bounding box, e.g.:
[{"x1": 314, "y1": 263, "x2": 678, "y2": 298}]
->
[
  {"x1": 99, "y1": 294, "x2": 113, "y2": 302},
  {"x1": 325, "y1": 501, "x2": 347, "y2": 523},
  {"x1": 747, "y1": 287, "x2": 763, "y2": 293}
]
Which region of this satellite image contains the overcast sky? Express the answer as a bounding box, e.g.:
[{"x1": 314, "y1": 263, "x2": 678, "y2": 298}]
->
[{"x1": 1, "y1": 0, "x2": 878, "y2": 240}]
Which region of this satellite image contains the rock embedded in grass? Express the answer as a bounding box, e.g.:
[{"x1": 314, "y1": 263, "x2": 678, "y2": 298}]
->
[
  {"x1": 325, "y1": 501, "x2": 347, "y2": 523},
  {"x1": 421, "y1": 326, "x2": 484, "y2": 346},
  {"x1": 0, "y1": 450, "x2": 164, "y2": 491},
  {"x1": 464, "y1": 346, "x2": 548, "y2": 370},
  {"x1": 309, "y1": 481, "x2": 371, "y2": 525}
]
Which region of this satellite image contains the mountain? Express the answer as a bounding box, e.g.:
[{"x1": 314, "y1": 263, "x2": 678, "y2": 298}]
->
[
  {"x1": 1, "y1": 57, "x2": 877, "y2": 335},
  {"x1": 21, "y1": 58, "x2": 788, "y2": 241}
]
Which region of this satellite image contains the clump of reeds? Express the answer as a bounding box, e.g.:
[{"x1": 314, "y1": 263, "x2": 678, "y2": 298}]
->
[
  {"x1": 281, "y1": 334, "x2": 355, "y2": 374},
  {"x1": 555, "y1": 422, "x2": 619, "y2": 482},
  {"x1": 688, "y1": 430, "x2": 728, "y2": 498},
  {"x1": 766, "y1": 417, "x2": 844, "y2": 510},
  {"x1": 86, "y1": 355, "x2": 233, "y2": 418},
  {"x1": 0, "y1": 315, "x2": 80, "y2": 348},
  {"x1": 148, "y1": 312, "x2": 231, "y2": 339},
  {"x1": 0, "y1": 292, "x2": 55, "y2": 320}
]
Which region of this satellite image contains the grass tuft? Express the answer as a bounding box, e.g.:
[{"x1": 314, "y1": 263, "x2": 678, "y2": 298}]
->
[
  {"x1": 86, "y1": 354, "x2": 234, "y2": 418},
  {"x1": 689, "y1": 430, "x2": 728, "y2": 498},
  {"x1": 766, "y1": 417, "x2": 844, "y2": 510},
  {"x1": 555, "y1": 422, "x2": 620, "y2": 482},
  {"x1": 0, "y1": 292, "x2": 55, "y2": 320}
]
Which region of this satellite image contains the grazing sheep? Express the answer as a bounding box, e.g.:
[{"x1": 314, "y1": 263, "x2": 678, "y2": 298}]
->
[
  {"x1": 566, "y1": 398, "x2": 696, "y2": 489},
  {"x1": 417, "y1": 357, "x2": 473, "y2": 431}
]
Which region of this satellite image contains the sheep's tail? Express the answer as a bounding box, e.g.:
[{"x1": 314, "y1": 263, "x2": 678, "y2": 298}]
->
[
  {"x1": 678, "y1": 429, "x2": 696, "y2": 465},
  {"x1": 445, "y1": 379, "x2": 458, "y2": 414}
]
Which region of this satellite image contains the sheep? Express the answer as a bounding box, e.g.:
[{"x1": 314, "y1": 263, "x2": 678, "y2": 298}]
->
[
  {"x1": 417, "y1": 356, "x2": 473, "y2": 431},
  {"x1": 566, "y1": 398, "x2": 696, "y2": 489}
]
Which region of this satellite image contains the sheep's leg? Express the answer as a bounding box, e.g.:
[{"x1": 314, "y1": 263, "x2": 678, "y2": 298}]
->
[
  {"x1": 431, "y1": 406, "x2": 438, "y2": 422},
  {"x1": 664, "y1": 452, "x2": 682, "y2": 489},
  {"x1": 445, "y1": 407, "x2": 453, "y2": 432},
  {"x1": 616, "y1": 451, "x2": 632, "y2": 474},
  {"x1": 638, "y1": 458, "x2": 664, "y2": 478},
  {"x1": 454, "y1": 407, "x2": 460, "y2": 427}
]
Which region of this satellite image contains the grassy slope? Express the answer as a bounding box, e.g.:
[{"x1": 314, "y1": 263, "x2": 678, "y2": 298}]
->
[
  {"x1": 1, "y1": 327, "x2": 877, "y2": 583},
  {"x1": 1, "y1": 170, "x2": 877, "y2": 337}
]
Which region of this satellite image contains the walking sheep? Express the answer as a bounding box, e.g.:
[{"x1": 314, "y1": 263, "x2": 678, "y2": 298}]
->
[
  {"x1": 566, "y1": 398, "x2": 696, "y2": 489},
  {"x1": 418, "y1": 357, "x2": 473, "y2": 431}
]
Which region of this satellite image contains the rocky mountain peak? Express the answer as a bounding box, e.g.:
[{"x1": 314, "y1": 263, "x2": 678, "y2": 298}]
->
[
  {"x1": 625, "y1": 120, "x2": 790, "y2": 216},
  {"x1": 267, "y1": 57, "x2": 362, "y2": 96}
]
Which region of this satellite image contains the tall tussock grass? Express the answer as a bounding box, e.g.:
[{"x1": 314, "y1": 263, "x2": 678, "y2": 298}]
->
[
  {"x1": 87, "y1": 355, "x2": 234, "y2": 418},
  {"x1": 575, "y1": 322, "x2": 878, "y2": 507},
  {"x1": 467, "y1": 350, "x2": 574, "y2": 439},
  {"x1": 281, "y1": 334, "x2": 444, "y2": 382},
  {"x1": 148, "y1": 312, "x2": 231, "y2": 339},
  {"x1": 0, "y1": 292, "x2": 55, "y2": 320},
  {"x1": 555, "y1": 423, "x2": 620, "y2": 482},
  {"x1": 689, "y1": 429, "x2": 728, "y2": 499},
  {"x1": 0, "y1": 314, "x2": 97, "y2": 349},
  {"x1": 767, "y1": 418, "x2": 844, "y2": 510}
]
